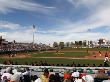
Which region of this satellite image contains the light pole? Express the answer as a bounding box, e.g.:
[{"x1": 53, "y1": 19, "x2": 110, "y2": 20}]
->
[{"x1": 32, "y1": 25, "x2": 36, "y2": 49}]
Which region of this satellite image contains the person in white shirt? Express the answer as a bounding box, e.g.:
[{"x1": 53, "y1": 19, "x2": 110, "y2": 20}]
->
[
  {"x1": 22, "y1": 68, "x2": 31, "y2": 82},
  {"x1": 35, "y1": 78, "x2": 42, "y2": 82},
  {"x1": 1, "y1": 72, "x2": 12, "y2": 81},
  {"x1": 71, "y1": 71, "x2": 80, "y2": 78},
  {"x1": 10, "y1": 68, "x2": 23, "y2": 82},
  {"x1": 82, "y1": 75, "x2": 94, "y2": 82},
  {"x1": 1, "y1": 67, "x2": 12, "y2": 81},
  {"x1": 22, "y1": 68, "x2": 31, "y2": 76}
]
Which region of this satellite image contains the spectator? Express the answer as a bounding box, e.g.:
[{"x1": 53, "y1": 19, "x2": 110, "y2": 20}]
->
[
  {"x1": 71, "y1": 70, "x2": 80, "y2": 78},
  {"x1": 92, "y1": 64, "x2": 96, "y2": 67},
  {"x1": 10, "y1": 68, "x2": 22, "y2": 82},
  {"x1": 63, "y1": 70, "x2": 71, "y2": 82},
  {"x1": 49, "y1": 74, "x2": 55, "y2": 82},
  {"x1": 54, "y1": 73, "x2": 61, "y2": 82},
  {"x1": 33, "y1": 75, "x2": 42, "y2": 82},
  {"x1": 95, "y1": 69, "x2": 108, "y2": 79},
  {"x1": 82, "y1": 75, "x2": 94, "y2": 82},
  {"x1": 40, "y1": 68, "x2": 49, "y2": 82},
  {"x1": 22, "y1": 68, "x2": 31, "y2": 82},
  {"x1": 107, "y1": 69, "x2": 110, "y2": 76},
  {"x1": 1, "y1": 67, "x2": 12, "y2": 82}
]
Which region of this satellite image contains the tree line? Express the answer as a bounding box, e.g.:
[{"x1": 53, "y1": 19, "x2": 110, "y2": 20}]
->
[
  {"x1": 52, "y1": 39, "x2": 110, "y2": 49},
  {"x1": 53, "y1": 41, "x2": 90, "y2": 49}
]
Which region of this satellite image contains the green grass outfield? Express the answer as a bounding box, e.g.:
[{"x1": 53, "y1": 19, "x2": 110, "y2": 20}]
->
[
  {"x1": 60, "y1": 48, "x2": 110, "y2": 51},
  {"x1": 0, "y1": 58, "x2": 107, "y2": 66},
  {"x1": 32, "y1": 52, "x2": 90, "y2": 57}
]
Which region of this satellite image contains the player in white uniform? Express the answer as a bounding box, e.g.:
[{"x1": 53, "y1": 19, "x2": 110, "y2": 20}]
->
[{"x1": 104, "y1": 52, "x2": 109, "y2": 62}]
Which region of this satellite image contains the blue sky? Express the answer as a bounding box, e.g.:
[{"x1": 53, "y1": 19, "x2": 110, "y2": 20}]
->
[{"x1": 0, "y1": 0, "x2": 110, "y2": 44}]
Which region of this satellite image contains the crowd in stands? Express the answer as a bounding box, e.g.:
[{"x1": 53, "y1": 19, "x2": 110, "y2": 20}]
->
[
  {"x1": 2, "y1": 60, "x2": 110, "y2": 67},
  {"x1": 0, "y1": 42, "x2": 50, "y2": 55},
  {"x1": 0, "y1": 66, "x2": 110, "y2": 82}
]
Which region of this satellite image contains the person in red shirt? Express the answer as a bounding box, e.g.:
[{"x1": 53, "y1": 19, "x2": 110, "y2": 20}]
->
[{"x1": 104, "y1": 52, "x2": 109, "y2": 62}]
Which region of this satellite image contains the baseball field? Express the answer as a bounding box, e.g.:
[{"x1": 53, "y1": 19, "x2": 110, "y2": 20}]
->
[{"x1": 0, "y1": 48, "x2": 110, "y2": 66}]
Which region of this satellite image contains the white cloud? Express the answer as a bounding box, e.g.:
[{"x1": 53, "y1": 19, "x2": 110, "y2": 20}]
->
[
  {"x1": 1, "y1": 29, "x2": 63, "y2": 44},
  {"x1": 91, "y1": 8, "x2": 110, "y2": 26},
  {"x1": 35, "y1": 0, "x2": 110, "y2": 43},
  {"x1": 0, "y1": 32, "x2": 6, "y2": 36},
  {"x1": 48, "y1": 0, "x2": 110, "y2": 35},
  {"x1": 1, "y1": 0, "x2": 110, "y2": 44},
  {"x1": 67, "y1": 0, "x2": 101, "y2": 8},
  {"x1": 0, "y1": 0, "x2": 55, "y2": 14},
  {"x1": 3, "y1": 30, "x2": 110, "y2": 45},
  {"x1": 0, "y1": 21, "x2": 21, "y2": 29},
  {"x1": 0, "y1": 21, "x2": 110, "y2": 45},
  {"x1": 0, "y1": 21, "x2": 59, "y2": 44}
]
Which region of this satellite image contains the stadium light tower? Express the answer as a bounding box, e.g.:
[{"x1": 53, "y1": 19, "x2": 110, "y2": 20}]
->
[{"x1": 32, "y1": 25, "x2": 36, "y2": 48}]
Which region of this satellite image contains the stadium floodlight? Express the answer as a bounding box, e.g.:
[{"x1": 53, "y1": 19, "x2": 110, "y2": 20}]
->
[{"x1": 32, "y1": 24, "x2": 36, "y2": 48}]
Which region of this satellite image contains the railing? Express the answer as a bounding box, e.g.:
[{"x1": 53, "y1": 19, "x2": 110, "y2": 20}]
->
[{"x1": 0, "y1": 65, "x2": 110, "y2": 70}]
